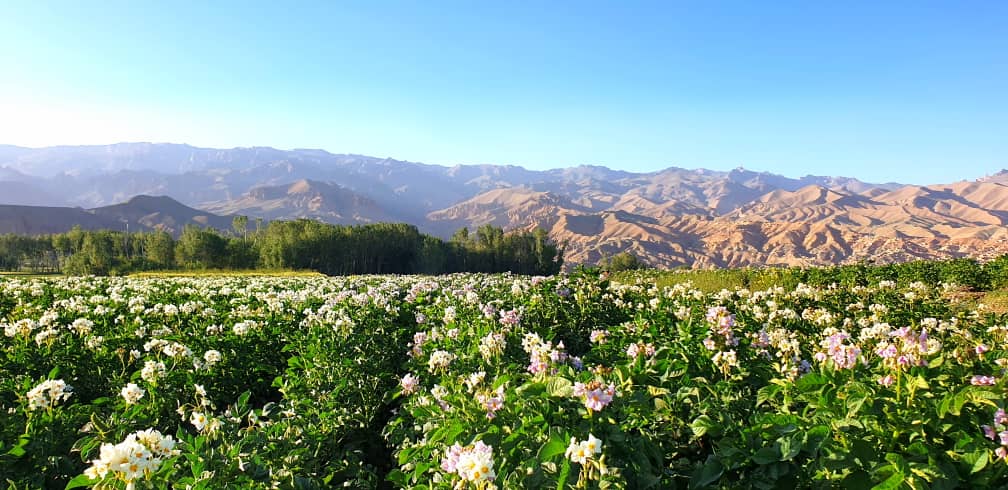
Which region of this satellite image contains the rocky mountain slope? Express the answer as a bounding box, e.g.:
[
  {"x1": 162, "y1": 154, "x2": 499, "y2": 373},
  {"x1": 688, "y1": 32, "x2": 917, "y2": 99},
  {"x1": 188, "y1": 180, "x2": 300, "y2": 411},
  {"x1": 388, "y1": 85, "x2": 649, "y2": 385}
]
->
[
  {"x1": 0, "y1": 195, "x2": 233, "y2": 236},
  {"x1": 1, "y1": 143, "x2": 1006, "y2": 268}
]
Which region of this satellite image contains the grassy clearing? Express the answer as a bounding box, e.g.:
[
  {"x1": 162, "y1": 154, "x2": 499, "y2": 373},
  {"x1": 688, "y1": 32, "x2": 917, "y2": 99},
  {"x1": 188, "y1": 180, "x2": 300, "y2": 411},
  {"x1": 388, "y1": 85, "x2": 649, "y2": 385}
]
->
[
  {"x1": 615, "y1": 268, "x2": 803, "y2": 293},
  {"x1": 0, "y1": 271, "x2": 63, "y2": 279},
  {"x1": 981, "y1": 289, "x2": 1008, "y2": 314}
]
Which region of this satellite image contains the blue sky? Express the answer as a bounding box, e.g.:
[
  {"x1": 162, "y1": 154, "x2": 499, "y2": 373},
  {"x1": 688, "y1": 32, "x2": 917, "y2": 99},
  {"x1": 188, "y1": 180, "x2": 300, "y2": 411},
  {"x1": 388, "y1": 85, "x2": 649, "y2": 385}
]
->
[{"x1": 0, "y1": 1, "x2": 1005, "y2": 184}]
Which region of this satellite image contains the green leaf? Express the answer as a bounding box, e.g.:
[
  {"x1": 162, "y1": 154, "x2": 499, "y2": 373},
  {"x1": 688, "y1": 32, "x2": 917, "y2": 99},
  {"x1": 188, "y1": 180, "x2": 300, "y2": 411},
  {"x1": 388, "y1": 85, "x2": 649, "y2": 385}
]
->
[
  {"x1": 518, "y1": 382, "x2": 546, "y2": 397},
  {"x1": 413, "y1": 462, "x2": 433, "y2": 480},
  {"x1": 446, "y1": 422, "x2": 466, "y2": 444},
  {"x1": 842, "y1": 470, "x2": 872, "y2": 490},
  {"x1": 546, "y1": 377, "x2": 572, "y2": 398},
  {"x1": 804, "y1": 425, "x2": 830, "y2": 454},
  {"x1": 752, "y1": 446, "x2": 780, "y2": 465},
  {"x1": 64, "y1": 474, "x2": 94, "y2": 489},
  {"x1": 557, "y1": 458, "x2": 571, "y2": 488},
  {"x1": 90, "y1": 395, "x2": 110, "y2": 407},
  {"x1": 871, "y1": 470, "x2": 905, "y2": 490},
  {"x1": 538, "y1": 433, "x2": 569, "y2": 461},
  {"x1": 48, "y1": 366, "x2": 60, "y2": 379},
  {"x1": 690, "y1": 457, "x2": 724, "y2": 489},
  {"x1": 846, "y1": 394, "x2": 868, "y2": 418},
  {"x1": 398, "y1": 446, "x2": 416, "y2": 466},
  {"x1": 654, "y1": 397, "x2": 668, "y2": 411},
  {"x1": 905, "y1": 441, "x2": 928, "y2": 458},
  {"x1": 778, "y1": 432, "x2": 804, "y2": 461},
  {"x1": 795, "y1": 373, "x2": 826, "y2": 391},
  {"x1": 492, "y1": 375, "x2": 511, "y2": 389},
  {"x1": 966, "y1": 449, "x2": 988, "y2": 474},
  {"x1": 756, "y1": 384, "x2": 782, "y2": 408},
  {"x1": 852, "y1": 439, "x2": 875, "y2": 466},
  {"x1": 6, "y1": 435, "x2": 29, "y2": 458},
  {"x1": 691, "y1": 415, "x2": 716, "y2": 438}
]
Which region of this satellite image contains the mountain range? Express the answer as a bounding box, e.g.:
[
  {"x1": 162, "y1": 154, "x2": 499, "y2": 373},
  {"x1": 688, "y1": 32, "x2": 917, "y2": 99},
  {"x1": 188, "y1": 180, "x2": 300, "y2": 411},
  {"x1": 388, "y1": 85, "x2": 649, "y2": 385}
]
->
[{"x1": 1, "y1": 143, "x2": 1006, "y2": 268}]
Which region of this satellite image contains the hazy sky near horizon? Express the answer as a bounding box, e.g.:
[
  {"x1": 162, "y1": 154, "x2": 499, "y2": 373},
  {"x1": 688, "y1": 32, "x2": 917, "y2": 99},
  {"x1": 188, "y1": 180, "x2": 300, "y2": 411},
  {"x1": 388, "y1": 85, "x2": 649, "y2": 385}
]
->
[{"x1": 0, "y1": 1, "x2": 1005, "y2": 184}]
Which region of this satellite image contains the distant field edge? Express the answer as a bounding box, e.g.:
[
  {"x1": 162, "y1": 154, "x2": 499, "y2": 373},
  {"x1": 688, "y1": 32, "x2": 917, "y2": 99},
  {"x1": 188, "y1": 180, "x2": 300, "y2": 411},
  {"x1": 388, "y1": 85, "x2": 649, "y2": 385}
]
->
[{"x1": 129, "y1": 269, "x2": 324, "y2": 278}]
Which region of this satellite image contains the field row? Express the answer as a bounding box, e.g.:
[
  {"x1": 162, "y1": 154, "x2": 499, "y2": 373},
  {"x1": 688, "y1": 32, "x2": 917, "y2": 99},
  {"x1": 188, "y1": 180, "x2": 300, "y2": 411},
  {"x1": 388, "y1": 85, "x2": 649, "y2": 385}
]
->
[{"x1": 1, "y1": 271, "x2": 1007, "y2": 488}]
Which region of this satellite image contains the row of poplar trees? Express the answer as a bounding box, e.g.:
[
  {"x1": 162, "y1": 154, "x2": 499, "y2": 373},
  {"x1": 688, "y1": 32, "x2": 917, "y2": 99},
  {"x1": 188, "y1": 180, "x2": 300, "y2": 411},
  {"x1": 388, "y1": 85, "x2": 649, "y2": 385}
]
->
[{"x1": 0, "y1": 220, "x2": 564, "y2": 276}]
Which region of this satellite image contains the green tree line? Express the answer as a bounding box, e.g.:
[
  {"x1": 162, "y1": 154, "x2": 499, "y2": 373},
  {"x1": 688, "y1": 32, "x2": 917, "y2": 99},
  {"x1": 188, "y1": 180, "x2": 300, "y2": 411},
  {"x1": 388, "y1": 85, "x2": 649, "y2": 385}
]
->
[{"x1": 0, "y1": 220, "x2": 563, "y2": 276}]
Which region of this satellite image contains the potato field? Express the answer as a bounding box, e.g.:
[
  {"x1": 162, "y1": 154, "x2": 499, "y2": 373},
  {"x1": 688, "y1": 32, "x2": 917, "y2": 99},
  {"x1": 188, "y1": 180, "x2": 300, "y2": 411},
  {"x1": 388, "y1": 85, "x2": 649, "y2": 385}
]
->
[{"x1": 2, "y1": 270, "x2": 1007, "y2": 489}]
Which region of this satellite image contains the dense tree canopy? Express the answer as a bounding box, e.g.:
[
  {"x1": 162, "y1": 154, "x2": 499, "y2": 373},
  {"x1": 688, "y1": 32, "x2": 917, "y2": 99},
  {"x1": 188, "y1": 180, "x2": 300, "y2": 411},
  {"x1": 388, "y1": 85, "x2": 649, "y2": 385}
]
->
[{"x1": 0, "y1": 221, "x2": 564, "y2": 276}]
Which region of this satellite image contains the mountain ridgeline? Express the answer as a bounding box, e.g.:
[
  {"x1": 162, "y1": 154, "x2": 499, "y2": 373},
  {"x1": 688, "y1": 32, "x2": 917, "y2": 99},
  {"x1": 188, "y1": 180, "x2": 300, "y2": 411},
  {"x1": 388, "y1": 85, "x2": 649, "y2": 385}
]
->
[{"x1": 2, "y1": 143, "x2": 1008, "y2": 269}]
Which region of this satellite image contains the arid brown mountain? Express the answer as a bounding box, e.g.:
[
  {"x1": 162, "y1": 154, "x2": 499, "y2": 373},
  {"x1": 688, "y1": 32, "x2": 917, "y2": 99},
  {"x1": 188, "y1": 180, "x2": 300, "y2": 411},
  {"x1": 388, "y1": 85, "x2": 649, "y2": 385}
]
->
[
  {"x1": 1, "y1": 143, "x2": 1005, "y2": 268},
  {"x1": 203, "y1": 179, "x2": 401, "y2": 224},
  {"x1": 0, "y1": 195, "x2": 234, "y2": 236},
  {"x1": 432, "y1": 180, "x2": 1008, "y2": 268}
]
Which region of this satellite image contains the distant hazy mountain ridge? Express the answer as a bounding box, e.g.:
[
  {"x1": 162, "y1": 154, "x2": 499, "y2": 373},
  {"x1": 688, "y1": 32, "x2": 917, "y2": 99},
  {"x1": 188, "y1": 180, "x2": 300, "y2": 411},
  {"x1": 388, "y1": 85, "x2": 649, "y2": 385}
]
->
[
  {"x1": 1, "y1": 143, "x2": 1006, "y2": 268},
  {"x1": 0, "y1": 195, "x2": 233, "y2": 235}
]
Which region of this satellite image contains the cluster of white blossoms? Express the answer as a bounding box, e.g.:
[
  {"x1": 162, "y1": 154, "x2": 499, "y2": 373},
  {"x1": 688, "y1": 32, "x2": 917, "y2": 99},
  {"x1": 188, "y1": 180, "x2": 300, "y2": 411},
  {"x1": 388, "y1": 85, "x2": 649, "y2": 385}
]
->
[
  {"x1": 478, "y1": 332, "x2": 506, "y2": 359},
  {"x1": 26, "y1": 379, "x2": 72, "y2": 411},
  {"x1": 566, "y1": 434, "x2": 611, "y2": 485},
  {"x1": 84, "y1": 429, "x2": 180, "y2": 488},
  {"x1": 232, "y1": 320, "x2": 258, "y2": 336},
  {"x1": 566, "y1": 434, "x2": 602, "y2": 464},
  {"x1": 400, "y1": 373, "x2": 420, "y2": 395},
  {"x1": 203, "y1": 349, "x2": 222, "y2": 367},
  {"x1": 120, "y1": 383, "x2": 145, "y2": 405},
  {"x1": 441, "y1": 440, "x2": 496, "y2": 485},
  {"x1": 427, "y1": 349, "x2": 456, "y2": 373},
  {"x1": 140, "y1": 360, "x2": 166, "y2": 383}
]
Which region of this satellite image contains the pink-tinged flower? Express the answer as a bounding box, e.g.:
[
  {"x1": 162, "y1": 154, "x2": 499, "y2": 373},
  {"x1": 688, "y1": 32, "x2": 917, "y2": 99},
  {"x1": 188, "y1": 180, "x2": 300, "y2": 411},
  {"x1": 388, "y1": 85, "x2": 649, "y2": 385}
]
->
[
  {"x1": 815, "y1": 330, "x2": 862, "y2": 370},
  {"x1": 999, "y1": 431, "x2": 1008, "y2": 446},
  {"x1": 626, "y1": 343, "x2": 639, "y2": 358},
  {"x1": 409, "y1": 332, "x2": 427, "y2": 357},
  {"x1": 523, "y1": 333, "x2": 566, "y2": 375},
  {"x1": 976, "y1": 344, "x2": 990, "y2": 356},
  {"x1": 400, "y1": 373, "x2": 420, "y2": 395},
  {"x1": 971, "y1": 375, "x2": 997, "y2": 386},
  {"x1": 706, "y1": 306, "x2": 733, "y2": 326},
  {"x1": 876, "y1": 343, "x2": 898, "y2": 359},
  {"x1": 573, "y1": 380, "x2": 616, "y2": 412},
  {"x1": 481, "y1": 303, "x2": 497, "y2": 319},
  {"x1": 877, "y1": 375, "x2": 895, "y2": 387},
  {"x1": 590, "y1": 330, "x2": 608, "y2": 344},
  {"x1": 627, "y1": 342, "x2": 656, "y2": 359},
  {"x1": 996, "y1": 409, "x2": 1008, "y2": 425},
  {"x1": 527, "y1": 358, "x2": 549, "y2": 375},
  {"x1": 498, "y1": 309, "x2": 521, "y2": 327},
  {"x1": 550, "y1": 342, "x2": 569, "y2": 363},
  {"x1": 702, "y1": 337, "x2": 717, "y2": 351},
  {"x1": 984, "y1": 425, "x2": 996, "y2": 440},
  {"x1": 998, "y1": 447, "x2": 1008, "y2": 461},
  {"x1": 441, "y1": 441, "x2": 496, "y2": 483},
  {"x1": 477, "y1": 386, "x2": 505, "y2": 419},
  {"x1": 441, "y1": 443, "x2": 463, "y2": 473}
]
